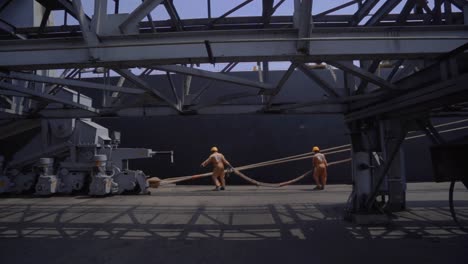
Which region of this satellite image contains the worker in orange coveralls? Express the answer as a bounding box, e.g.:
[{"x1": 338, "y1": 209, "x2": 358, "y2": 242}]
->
[
  {"x1": 201, "y1": 147, "x2": 233, "y2": 191},
  {"x1": 312, "y1": 146, "x2": 328, "y2": 190}
]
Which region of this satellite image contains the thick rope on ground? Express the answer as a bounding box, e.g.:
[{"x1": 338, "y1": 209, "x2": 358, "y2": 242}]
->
[
  {"x1": 232, "y1": 170, "x2": 311, "y2": 188},
  {"x1": 232, "y1": 158, "x2": 352, "y2": 188},
  {"x1": 156, "y1": 122, "x2": 468, "y2": 187},
  {"x1": 160, "y1": 146, "x2": 351, "y2": 185},
  {"x1": 160, "y1": 157, "x2": 351, "y2": 186}
]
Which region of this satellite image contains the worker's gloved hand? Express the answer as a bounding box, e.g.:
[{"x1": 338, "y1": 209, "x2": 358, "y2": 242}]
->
[{"x1": 227, "y1": 165, "x2": 234, "y2": 173}]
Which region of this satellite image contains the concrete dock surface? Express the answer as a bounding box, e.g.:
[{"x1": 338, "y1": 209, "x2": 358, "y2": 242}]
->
[{"x1": 0, "y1": 182, "x2": 467, "y2": 264}]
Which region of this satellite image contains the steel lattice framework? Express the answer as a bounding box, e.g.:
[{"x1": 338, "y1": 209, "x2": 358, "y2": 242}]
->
[{"x1": 0, "y1": 0, "x2": 466, "y2": 121}]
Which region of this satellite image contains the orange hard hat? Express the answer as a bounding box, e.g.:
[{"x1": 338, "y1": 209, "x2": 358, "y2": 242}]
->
[
  {"x1": 211, "y1": 146, "x2": 218, "y2": 152},
  {"x1": 313, "y1": 146, "x2": 320, "y2": 152}
]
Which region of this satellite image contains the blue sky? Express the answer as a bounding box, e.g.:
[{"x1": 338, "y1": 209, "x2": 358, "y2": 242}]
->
[
  {"x1": 56, "y1": 0, "x2": 430, "y2": 23},
  {"x1": 56, "y1": 0, "x2": 445, "y2": 21}
]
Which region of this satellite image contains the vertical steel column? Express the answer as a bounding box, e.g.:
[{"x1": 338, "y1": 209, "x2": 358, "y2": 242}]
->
[
  {"x1": 381, "y1": 119, "x2": 407, "y2": 212},
  {"x1": 444, "y1": 0, "x2": 453, "y2": 24},
  {"x1": 115, "y1": 0, "x2": 120, "y2": 14},
  {"x1": 349, "y1": 118, "x2": 408, "y2": 212},
  {"x1": 73, "y1": 0, "x2": 100, "y2": 60},
  {"x1": 464, "y1": 4, "x2": 468, "y2": 25},
  {"x1": 351, "y1": 150, "x2": 373, "y2": 211},
  {"x1": 348, "y1": 121, "x2": 379, "y2": 212},
  {"x1": 92, "y1": 0, "x2": 108, "y2": 36},
  {"x1": 366, "y1": 120, "x2": 407, "y2": 211},
  {"x1": 41, "y1": 119, "x2": 49, "y2": 151},
  {"x1": 296, "y1": 0, "x2": 313, "y2": 53},
  {"x1": 262, "y1": 62, "x2": 269, "y2": 84}
]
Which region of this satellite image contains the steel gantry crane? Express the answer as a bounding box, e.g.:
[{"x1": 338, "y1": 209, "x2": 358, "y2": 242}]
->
[{"x1": 0, "y1": 0, "x2": 467, "y2": 216}]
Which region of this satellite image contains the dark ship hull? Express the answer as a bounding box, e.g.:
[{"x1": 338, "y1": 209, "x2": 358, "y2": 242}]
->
[{"x1": 2, "y1": 70, "x2": 466, "y2": 185}]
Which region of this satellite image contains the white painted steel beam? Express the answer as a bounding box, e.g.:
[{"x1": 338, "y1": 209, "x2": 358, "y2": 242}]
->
[
  {"x1": 33, "y1": 104, "x2": 344, "y2": 118},
  {"x1": 0, "y1": 26, "x2": 468, "y2": 69},
  {"x1": 1, "y1": 27, "x2": 466, "y2": 70},
  {"x1": 297, "y1": 64, "x2": 340, "y2": 97},
  {"x1": 0, "y1": 72, "x2": 145, "y2": 94},
  {"x1": 113, "y1": 68, "x2": 180, "y2": 111},
  {"x1": 345, "y1": 73, "x2": 468, "y2": 121},
  {"x1": 327, "y1": 61, "x2": 398, "y2": 91},
  {"x1": 119, "y1": 0, "x2": 165, "y2": 34},
  {"x1": 0, "y1": 81, "x2": 98, "y2": 114},
  {"x1": 153, "y1": 65, "x2": 275, "y2": 90}
]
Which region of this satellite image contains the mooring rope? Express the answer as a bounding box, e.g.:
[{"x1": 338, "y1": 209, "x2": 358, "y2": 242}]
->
[
  {"x1": 158, "y1": 122, "x2": 468, "y2": 187},
  {"x1": 232, "y1": 158, "x2": 352, "y2": 188},
  {"x1": 160, "y1": 148, "x2": 351, "y2": 186}
]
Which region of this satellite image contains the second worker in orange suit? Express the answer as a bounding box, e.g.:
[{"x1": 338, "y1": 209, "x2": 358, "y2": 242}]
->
[{"x1": 312, "y1": 146, "x2": 328, "y2": 190}]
